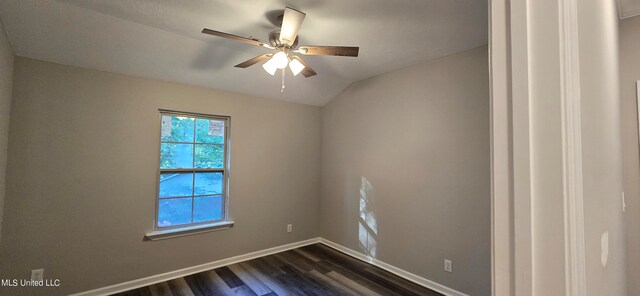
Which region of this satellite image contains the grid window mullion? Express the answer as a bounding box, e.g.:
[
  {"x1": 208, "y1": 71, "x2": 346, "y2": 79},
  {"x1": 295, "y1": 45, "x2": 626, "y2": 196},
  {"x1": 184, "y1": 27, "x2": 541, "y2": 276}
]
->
[
  {"x1": 163, "y1": 142, "x2": 224, "y2": 145},
  {"x1": 157, "y1": 112, "x2": 228, "y2": 229},
  {"x1": 191, "y1": 119, "x2": 196, "y2": 223}
]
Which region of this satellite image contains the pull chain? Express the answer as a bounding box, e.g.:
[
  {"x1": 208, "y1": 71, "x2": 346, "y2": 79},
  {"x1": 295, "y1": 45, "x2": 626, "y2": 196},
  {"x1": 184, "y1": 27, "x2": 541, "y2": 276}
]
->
[{"x1": 281, "y1": 68, "x2": 286, "y2": 93}]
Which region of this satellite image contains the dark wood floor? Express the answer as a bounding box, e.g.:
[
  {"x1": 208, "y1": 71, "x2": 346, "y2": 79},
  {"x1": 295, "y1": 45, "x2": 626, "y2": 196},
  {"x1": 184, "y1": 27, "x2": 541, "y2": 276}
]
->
[{"x1": 112, "y1": 243, "x2": 442, "y2": 296}]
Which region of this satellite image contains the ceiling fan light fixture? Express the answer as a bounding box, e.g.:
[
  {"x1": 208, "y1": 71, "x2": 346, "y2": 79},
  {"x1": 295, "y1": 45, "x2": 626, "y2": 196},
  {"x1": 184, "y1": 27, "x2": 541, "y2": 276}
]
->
[
  {"x1": 262, "y1": 58, "x2": 278, "y2": 75},
  {"x1": 272, "y1": 51, "x2": 289, "y2": 69},
  {"x1": 202, "y1": 6, "x2": 359, "y2": 82},
  {"x1": 289, "y1": 58, "x2": 305, "y2": 76}
]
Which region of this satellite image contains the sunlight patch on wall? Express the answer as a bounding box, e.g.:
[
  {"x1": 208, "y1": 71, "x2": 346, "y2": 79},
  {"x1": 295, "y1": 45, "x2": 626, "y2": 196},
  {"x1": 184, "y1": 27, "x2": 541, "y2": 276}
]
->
[{"x1": 358, "y1": 176, "x2": 378, "y2": 258}]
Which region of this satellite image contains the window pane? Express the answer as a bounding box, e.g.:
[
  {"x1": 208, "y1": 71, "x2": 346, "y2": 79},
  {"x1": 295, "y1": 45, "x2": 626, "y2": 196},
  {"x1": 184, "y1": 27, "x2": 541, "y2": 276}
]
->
[
  {"x1": 158, "y1": 198, "x2": 192, "y2": 227},
  {"x1": 194, "y1": 172, "x2": 223, "y2": 195},
  {"x1": 161, "y1": 115, "x2": 194, "y2": 143},
  {"x1": 160, "y1": 143, "x2": 194, "y2": 169},
  {"x1": 193, "y1": 195, "x2": 223, "y2": 223},
  {"x1": 159, "y1": 173, "x2": 193, "y2": 198},
  {"x1": 195, "y1": 144, "x2": 224, "y2": 168},
  {"x1": 196, "y1": 119, "x2": 224, "y2": 144}
]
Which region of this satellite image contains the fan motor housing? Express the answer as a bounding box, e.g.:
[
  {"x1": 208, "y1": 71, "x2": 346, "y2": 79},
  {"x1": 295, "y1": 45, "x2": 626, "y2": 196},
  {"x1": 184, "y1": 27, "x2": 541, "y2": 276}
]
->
[{"x1": 268, "y1": 30, "x2": 299, "y2": 48}]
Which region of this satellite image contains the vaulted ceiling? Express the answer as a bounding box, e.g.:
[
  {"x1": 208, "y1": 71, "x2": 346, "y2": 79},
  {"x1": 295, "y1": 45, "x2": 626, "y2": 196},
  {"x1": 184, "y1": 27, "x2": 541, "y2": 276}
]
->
[{"x1": 0, "y1": 0, "x2": 488, "y2": 106}]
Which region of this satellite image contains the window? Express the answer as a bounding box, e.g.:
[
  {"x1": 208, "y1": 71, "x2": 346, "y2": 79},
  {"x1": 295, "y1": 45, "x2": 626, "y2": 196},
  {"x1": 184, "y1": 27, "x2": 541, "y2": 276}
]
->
[{"x1": 155, "y1": 111, "x2": 230, "y2": 230}]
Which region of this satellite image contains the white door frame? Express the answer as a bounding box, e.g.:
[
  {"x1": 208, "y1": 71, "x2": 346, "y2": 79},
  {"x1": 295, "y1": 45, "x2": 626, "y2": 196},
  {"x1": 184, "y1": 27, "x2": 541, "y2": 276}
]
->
[
  {"x1": 489, "y1": 0, "x2": 587, "y2": 294},
  {"x1": 488, "y1": 0, "x2": 515, "y2": 294}
]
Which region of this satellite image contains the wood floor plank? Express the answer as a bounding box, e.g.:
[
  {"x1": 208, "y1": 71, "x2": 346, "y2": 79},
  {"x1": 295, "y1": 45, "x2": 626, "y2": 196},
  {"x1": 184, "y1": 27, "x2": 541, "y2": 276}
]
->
[
  {"x1": 149, "y1": 281, "x2": 173, "y2": 296},
  {"x1": 354, "y1": 266, "x2": 425, "y2": 296},
  {"x1": 166, "y1": 278, "x2": 195, "y2": 296},
  {"x1": 310, "y1": 259, "x2": 333, "y2": 275},
  {"x1": 206, "y1": 269, "x2": 237, "y2": 293},
  {"x1": 254, "y1": 256, "x2": 287, "y2": 277},
  {"x1": 272, "y1": 253, "x2": 307, "y2": 274},
  {"x1": 303, "y1": 244, "x2": 426, "y2": 296},
  {"x1": 306, "y1": 270, "x2": 361, "y2": 296},
  {"x1": 111, "y1": 244, "x2": 443, "y2": 296},
  {"x1": 325, "y1": 270, "x2": 383, "y2": 296},
  {"x1": 363, "y1": 266, "x2": 442, "y2": 296},
  {"x1": 273, "y1": 251, "x2": 315, "y2": 273},
  {"x1": 183, "y1": 271, "x2": 225, "y2": 295},
  {"x1": 138, "y1": 286, "x2": 153, "y2": 296},
  {"x1": 232, "y1": 284, "x2": 259, "y2": 296},
  {"x1": 227, "y1": 263, "x2": 274, "y2": 295},
  {"x1": 286, "y1": 250, "x2": 321, "y2": 269},
  {"x1": 119, "y1": 287, "x2": 151, "y2": 296},
  {"x1": 293, "y1": 248, "x2": 322, "y2": 263},
  {"x1": 215, "y1": 266, "x2": 245, "y2": 289},
  {"x1": 275, "y1": 265, "x2": 327, "y2": 296},
  {"x1": 304, "y1": 244, "x2": 373, "y2": 271},
  {"x1": 239, "y1": 261, "x2": 293, "y2": 296},
  {"x1": 268, "y1": 270, "x2": 309, "y2": 296},
  {"x1": 315, "y1": 257, "x2": 404, "y2": 296}
]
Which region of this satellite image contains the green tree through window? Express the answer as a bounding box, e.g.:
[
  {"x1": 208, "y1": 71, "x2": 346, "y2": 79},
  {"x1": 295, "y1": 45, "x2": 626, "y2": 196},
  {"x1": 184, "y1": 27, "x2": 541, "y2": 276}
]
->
[{"x1": 156, "y1": 112, "x2": 229, "y2": 228}]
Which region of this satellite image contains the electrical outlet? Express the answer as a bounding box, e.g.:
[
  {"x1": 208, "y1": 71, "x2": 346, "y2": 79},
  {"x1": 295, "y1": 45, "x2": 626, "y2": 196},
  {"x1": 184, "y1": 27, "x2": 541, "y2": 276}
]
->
[
  {"x1": 444, "y1": 260, "x2": 452, "y2": 273},
  {"x1": 287, "y1": 224, "x2": 293, "y2": 233},
  {"x1": 31, "y1": 268, "x2": 44, "y2": 281}
]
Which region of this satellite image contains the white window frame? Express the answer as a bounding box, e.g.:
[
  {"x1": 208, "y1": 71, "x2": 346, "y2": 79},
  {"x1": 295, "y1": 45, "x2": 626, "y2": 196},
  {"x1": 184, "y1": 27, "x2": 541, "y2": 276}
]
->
[{"x1": 146, "y1": 110, "x2": 232, "y2": 240}]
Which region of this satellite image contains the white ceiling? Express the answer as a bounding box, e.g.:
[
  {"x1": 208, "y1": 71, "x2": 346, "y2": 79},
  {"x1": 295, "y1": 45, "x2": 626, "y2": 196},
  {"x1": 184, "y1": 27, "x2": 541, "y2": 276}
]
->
[
  {"x1": 0, "y1": 0, "x2": 488, "y2": 106},
  {"x1": 619, "y1": 0, "x2": 640, "y2": 19}
]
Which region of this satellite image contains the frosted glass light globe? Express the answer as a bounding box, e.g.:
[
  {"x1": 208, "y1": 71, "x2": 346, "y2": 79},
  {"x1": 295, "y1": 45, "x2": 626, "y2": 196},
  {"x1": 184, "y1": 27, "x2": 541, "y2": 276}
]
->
[
  {"x1": 272, "y1": 51, "x2": 289, "y2": 69},
  {"x1": 289, "y1": 58, "x2": 305, "y2": 76}
]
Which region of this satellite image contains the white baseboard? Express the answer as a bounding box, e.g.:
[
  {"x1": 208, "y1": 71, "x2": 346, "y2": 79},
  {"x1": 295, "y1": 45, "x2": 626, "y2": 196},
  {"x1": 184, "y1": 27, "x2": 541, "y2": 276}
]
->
[
  {"x1": 70, "y1": 237, "x2": 321, "y2": 296},
  {"x1": 72, "y1": 237, "x2": 467, "y2": 296},
  {"x1": 318, "y1": 238, "x2": 469, "y2": 296}
]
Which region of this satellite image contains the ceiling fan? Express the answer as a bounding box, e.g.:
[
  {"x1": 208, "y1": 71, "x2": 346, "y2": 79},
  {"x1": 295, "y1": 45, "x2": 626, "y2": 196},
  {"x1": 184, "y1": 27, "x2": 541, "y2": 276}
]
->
[{"x1": 201, "y1": 6, "x2": 359, "y2": 91}]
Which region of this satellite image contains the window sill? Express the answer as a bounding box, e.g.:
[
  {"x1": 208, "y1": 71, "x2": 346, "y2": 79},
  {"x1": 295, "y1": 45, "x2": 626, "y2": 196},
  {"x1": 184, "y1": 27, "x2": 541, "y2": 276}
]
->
[{"x1": 145, "y1": 221, "x2": 234, "y2": 241}]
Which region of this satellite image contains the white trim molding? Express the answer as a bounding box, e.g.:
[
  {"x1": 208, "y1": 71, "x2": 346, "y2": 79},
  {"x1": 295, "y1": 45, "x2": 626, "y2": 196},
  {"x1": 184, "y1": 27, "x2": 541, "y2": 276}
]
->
[
  {"x1": 558, "y1": 0, "x2": 587, "y2": 294},
  {"x1": 71, "y1": 237, "x2": 468, "y2": 296},
  {"x1": 145, "y1": 221, "x2": 234, "y2": 241},
  {"x1": 490, "y1": 0, "x2": 590, "y2": 294},
  {"x1": 70, "y1": 238, "x2": 321, "y2": 296},
  {"x1": 489, "y1": 0, "x2": 516, "y2": 295},
  {"x1": 636, "y1": 81, "x2": 640, "y2": 154},
  {"x1": 319, "y1": 238, "x2": 469, "y2": 296},
  {"x1": 509, "y1": 0, "x2": 534, "y2": 294}
]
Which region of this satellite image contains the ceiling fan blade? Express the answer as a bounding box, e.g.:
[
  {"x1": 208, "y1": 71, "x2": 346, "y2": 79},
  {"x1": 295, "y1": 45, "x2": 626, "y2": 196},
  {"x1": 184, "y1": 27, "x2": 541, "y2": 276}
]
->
[
  {"x1": 235, "y1": 54, "x2": 273, "y2": 68},
  {"x1": 297, "y1": 46, "x2": 359, "y2": 57},
  {"x1": 202, "y1": 28, "x2": 273, "y2": 49},
  {"x1": 291, "y1": 56, "x2": 317, "y2": 78},
  {"x1": 279, "y1": 7, "x2": 306, "y2": 46}
]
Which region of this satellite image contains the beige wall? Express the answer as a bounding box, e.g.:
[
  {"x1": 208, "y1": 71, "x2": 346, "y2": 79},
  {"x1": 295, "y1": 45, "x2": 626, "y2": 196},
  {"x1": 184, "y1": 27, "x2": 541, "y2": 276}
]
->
[
  {"x1": 0, "y1": 57, "x2": 321, "y2": 295},
  {"x1": 320, "y1": 46, "x2": 491, "y2": 295},
  {"x1": 620, "y1": 14, "x2": 640, "y2": 296},
  {"x1": 1, "y1": 41, "x2": 492, "y2": 296},
  {"x1": 0, "y1": 19, "x2": 14, "y2": 244}
]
